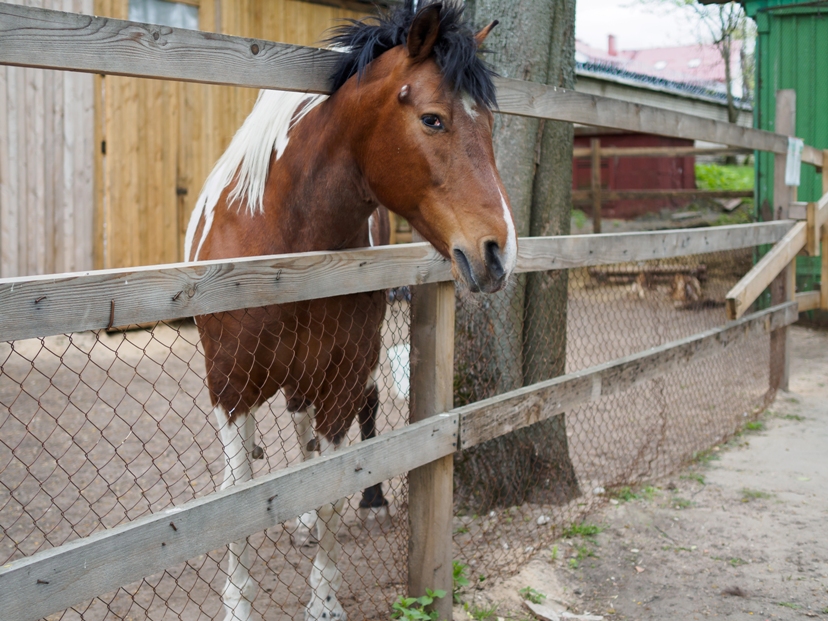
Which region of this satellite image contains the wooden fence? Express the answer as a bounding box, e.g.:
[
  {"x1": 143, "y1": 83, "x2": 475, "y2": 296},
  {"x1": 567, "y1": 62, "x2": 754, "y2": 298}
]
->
[{"x1": 0, "y1": 3, "x2": 827, "y2": 620}]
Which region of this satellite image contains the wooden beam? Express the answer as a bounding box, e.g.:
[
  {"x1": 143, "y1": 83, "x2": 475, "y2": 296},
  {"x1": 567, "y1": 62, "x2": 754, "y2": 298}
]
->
[
  {"x1": 457, "y1": 301, "x2": 798, "y2": 450},
  {"x1": 572, "y1": 189, "x2": 754, "y2": 202},
  {"x1": 0, "y1": 222, "x2": 794, "y2": 342},
  {"x1": 572, "y1": 146, "x2": 752, "y2": 158},
  {"x1": 408, "y1": 280, "x2": 455, "y2": 620},
  {"x1": 796, "y1": 290, "x2": 820, "y2": 312},
  {"x1": 0, "y1": 4, "x2": 823, "y2": 166},
  {"x1": 770, "y1": 90, "x2": 798, "y2": 392},
  {"x1": 0, "y1": 3, "x2": 335, "y2": 93},
  {"x1": 726, "y1": 221, "x2": 806, "y2": 320},
  {"x1": 0, "y1": 412, "x2": 460, "y2": 621},
  {"x1": 591, "y1": 138, "x2": 602, "y2": 234}
]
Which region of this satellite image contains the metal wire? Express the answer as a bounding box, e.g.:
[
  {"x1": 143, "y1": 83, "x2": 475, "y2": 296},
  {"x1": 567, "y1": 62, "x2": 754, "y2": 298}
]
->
[{"x1": 0, "y1": 248, "x2": 775, "y2": 619}]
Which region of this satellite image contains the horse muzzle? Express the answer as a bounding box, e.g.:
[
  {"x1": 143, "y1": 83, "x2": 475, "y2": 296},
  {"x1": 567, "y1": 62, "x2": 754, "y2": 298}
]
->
[{"x1": 452, "y1": 241, "x2": 508, "y2": 293}]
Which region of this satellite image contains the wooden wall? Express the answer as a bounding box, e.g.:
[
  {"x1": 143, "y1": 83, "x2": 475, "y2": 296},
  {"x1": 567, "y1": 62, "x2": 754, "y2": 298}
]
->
[
  {"x1": 0, "y1": 0, "x2": 96, "y2": 278},
  {"x1": 94, "y1": 0, "x2": 367, "y2": 269}
]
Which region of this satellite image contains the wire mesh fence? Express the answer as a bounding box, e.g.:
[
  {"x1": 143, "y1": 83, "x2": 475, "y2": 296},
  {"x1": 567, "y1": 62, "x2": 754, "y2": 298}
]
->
[{"x1": 1, "y1": 245, "x2": 778, "y2": 620}]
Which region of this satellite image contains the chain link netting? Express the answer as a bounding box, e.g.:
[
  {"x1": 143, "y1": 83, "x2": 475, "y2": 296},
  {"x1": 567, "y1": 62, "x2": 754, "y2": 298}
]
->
[{"x1": 1, "y1": 247, "x2": 778, "y2": 619}]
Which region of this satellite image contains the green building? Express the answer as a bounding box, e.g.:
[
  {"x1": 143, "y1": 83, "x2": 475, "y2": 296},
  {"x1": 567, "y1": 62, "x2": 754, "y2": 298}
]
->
[{"x1": 747, "y1": 0, "x2": 828, "y2": 298}]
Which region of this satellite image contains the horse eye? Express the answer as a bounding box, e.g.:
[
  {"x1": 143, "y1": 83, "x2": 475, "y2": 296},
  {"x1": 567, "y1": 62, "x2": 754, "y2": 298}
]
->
[{"x1": 421, "y1": 114, "x2": 443, "y2": 130}]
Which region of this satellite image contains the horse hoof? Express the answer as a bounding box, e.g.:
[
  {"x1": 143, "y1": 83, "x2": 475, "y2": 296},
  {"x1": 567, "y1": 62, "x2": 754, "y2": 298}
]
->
[{"x1": 305, "y1": 596, "x2": 346, "y2": 620}]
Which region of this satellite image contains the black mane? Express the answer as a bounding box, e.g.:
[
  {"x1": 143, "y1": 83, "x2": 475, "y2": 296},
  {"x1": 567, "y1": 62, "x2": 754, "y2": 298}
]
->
[{"x1": 325, "y1": 1, "x2": 497, "y2": 109}]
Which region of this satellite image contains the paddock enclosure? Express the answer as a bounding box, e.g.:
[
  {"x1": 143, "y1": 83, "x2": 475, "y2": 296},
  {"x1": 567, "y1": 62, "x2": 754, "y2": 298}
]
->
[{"x1": 1, "y1": 4, "x2": 828, "y2": 621}]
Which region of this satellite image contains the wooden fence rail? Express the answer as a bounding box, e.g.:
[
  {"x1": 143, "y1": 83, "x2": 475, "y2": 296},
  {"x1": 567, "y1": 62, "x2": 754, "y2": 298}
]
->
[
  {"x1": 0, "y1": 300, "x2": 798, "y2": 621},
  {"x1": 0, "y1": 222, "x2": 794, "y2": 342},
  {"x1": 0, "y1": 3, "x2": 824, "y2": 168}
]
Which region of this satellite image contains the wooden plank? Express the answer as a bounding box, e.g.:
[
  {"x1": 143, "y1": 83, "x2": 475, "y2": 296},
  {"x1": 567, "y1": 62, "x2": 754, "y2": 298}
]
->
[
  {"x1": 0, "y1": 222, "x2": 794, "y2": 342},
  {"x1": 0, "y1": 411, "x2": 459, "y2": 621},
  {"x1": 770, "y1": 90, "x2": 797, "y2": 392},
  {"x1": 572, "y1": 146, "x2": 752, "y2": 158},
  {"x1": 725, "y1": 222, "x2": 806, "y2": 320},
  {"x1": 458, "y1": 301, "x2": 799, "y2": 450},
  {"x1": 796, "y1": 290, "x2": 820, "y2": 313},
  {"x1": 0, "y1": 63, "x2": 9, "y2": 277},
  {"x1": 572, "y1": 189, "x2": 754, "y2": 202},
  {"x1": 590, "y1": 138, "x2": 602, "y2": 234},
  {"x1": 513, "y1": 221, "x2": 792, "y2": 273},
  {"x1": 493, "y1": 77, "x2": 808, "y2": 161},
  {"x1": 0, "y1": 3, "x2": 823, "y2": 165},
  {"x1": 408, "y1": 279, "x2": 455, "y2": 620},
  {"x1": 0, "y1": 3, "x2": 335, "y2": 92}
]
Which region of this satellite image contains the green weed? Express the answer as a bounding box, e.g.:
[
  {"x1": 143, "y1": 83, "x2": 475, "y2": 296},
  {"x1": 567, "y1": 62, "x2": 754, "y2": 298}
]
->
[
  {"x1": 776, "y1": 602, "x2": 802, "y2": 610},
  {"x1": 572, "y1": 209, "x2": 589, "y2": 230},
  {"x1": 745, "y1": 421, "x2": 764, "y2": 431},
  {"x1": 452, "y1": 561, "x2": 470, "y2": 603},
  {"x1": 681, "y1": 472, "x2": 705, "y2": 485},
  {"x1": 392, "y1": 589, "x2": 447, "y2": 620},
  {"x1": 550, "y1": 545, "x2": 559, "y2": 561},
  {"x1": 463, "y1": 601, "x2": 498, "y2": 620},
  {"x1": 671, "y1": 497, "x2": 693, "y2": 509},
  {"x1": 741, "y1": 488, "x2": 773, "y2": 502},
  {"x1": 562, "y1": 522, "x2": 603, "y2": 539},
  {"x1": 518, "y1": 586, "x2": 546, "y2": 605}
]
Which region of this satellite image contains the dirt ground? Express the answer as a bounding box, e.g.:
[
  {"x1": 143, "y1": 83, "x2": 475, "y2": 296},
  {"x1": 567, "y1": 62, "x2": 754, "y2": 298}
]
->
[{"x1": 457, "y1": 325, "x2": 828, "y2": 621}]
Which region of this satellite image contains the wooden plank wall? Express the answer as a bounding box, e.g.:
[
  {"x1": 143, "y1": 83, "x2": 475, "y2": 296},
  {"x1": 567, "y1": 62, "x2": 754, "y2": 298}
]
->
[
  {"x1": 94, "y1": 0, "x2": 366, "y2": 269},
  {"x1": 0, "y1": 0, "x2": 95, "y2": 277}
]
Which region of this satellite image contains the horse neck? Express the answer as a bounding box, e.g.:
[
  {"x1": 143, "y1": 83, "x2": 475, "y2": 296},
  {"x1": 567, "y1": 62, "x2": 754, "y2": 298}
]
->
[{"x1": 265, "y1": 91, "x2": 380, "y2": 253}]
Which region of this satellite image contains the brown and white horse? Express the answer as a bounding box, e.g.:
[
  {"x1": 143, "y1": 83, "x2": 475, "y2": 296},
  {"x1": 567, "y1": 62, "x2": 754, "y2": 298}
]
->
[{"x1": 184, "y1": 2, "x2": 515, "y2": 619}]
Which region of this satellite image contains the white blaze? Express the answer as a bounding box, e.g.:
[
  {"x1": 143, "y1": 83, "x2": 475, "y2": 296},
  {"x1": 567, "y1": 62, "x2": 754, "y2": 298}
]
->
[{"x1": 498, "y1": 187, "x2": 517, "y2": 276}]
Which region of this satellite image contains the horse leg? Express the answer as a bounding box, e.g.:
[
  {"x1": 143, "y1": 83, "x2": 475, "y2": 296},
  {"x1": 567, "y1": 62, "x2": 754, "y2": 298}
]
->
[
  {"x1": 306, "y1": 435, "x2": 348, "y2": 621},
  {"x1": 289, "y1": 404, "x2": 319, "y2": 546},
  {"x1": 357, "y1": 378, "x2": 389, "y2": 519},
  {"x1": 216, "y1": 406, "x2": 259, "y2": 621}
]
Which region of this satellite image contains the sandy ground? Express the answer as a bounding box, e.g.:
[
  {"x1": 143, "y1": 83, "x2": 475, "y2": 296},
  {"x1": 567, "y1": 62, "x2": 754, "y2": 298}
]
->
[{"x1": 456, "y1": 325, "x2": 827, "y2": 621}]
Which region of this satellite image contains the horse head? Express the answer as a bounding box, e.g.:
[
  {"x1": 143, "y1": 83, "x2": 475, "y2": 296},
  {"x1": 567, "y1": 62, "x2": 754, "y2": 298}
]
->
[{"x1": 329, "y1": 1, "x2": 516, "y2": 293}]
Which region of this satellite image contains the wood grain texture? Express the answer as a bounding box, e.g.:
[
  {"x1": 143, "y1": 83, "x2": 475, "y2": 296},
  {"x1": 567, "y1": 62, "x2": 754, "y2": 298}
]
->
[
  {"x1": 796, "y1": 290, "x2": 820, "y2": 312},
  {"x1": 572, "y1": 146, "x2": 752, "y2": 158},
  {"x1": 408, "y1": 280, "x2": 455, "y2": 620},
  {"x1": 572, "y1": 189, "x2": 754, "y2": 202},
  {"x1": 725, "y1": 222, "x2": 806, "y2": 320},
  {"x1": 0, "y1": 412, "x2": 460, "y2": 621},
  {"x1": 0, "y1": 222, "x2": 794, "y2": 342},
  {"x1": 457, "y1": 301, "x2": 798, "y2": 450},
  {"x1": 0, "y1": 3, "x2": 336, "y2": 92}
]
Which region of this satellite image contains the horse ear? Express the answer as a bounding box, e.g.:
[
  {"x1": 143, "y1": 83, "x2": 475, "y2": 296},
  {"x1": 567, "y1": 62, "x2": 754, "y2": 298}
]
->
[
  {"x1": 406, "y1": 3, "x2": 442, "y2": 62},
  {"x1": 474, "y1": 20, "x2": 499, "y2": 47}
]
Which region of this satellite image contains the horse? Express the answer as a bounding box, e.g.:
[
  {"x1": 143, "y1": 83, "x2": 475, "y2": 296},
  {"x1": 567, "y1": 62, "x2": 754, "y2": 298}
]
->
[{"x1": 184, "y1": 2, "x2": 516, "y2": 619}]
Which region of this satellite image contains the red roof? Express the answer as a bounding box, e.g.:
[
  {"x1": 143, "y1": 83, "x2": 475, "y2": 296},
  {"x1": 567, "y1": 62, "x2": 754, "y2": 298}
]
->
[{"x1": 576, "y1": 38, "x2": 742, "y2": 89}]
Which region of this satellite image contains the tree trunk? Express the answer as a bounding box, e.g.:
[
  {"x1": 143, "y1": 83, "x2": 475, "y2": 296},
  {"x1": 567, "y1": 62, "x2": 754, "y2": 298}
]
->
[{"x1": 454, "y1": 0, "x2": 581, "y2": 512}]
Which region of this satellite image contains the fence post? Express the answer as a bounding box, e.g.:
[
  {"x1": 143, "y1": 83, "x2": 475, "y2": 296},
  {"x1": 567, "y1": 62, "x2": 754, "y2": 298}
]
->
[
  {"x1": 591, "y1": 138, "x2": 602, "y2": 234},
  {"x1": 821, "y1": 150, "x2": 828, "y2": 311},
  {"x1": 770, "y1": 89, "x2": 797, "y2": 391},
  {"x1": 408, "y1": 278, "x2": 455, "y2": 620}
]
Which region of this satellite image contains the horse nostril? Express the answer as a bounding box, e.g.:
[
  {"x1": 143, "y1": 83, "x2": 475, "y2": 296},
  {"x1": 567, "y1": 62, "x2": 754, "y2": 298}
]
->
[
  {"x1": 484, "y1": 241, "x2": 505, "y2": 281},
  {"x1": 453, "y1": 247, "x2": 480, "y2": 293}
]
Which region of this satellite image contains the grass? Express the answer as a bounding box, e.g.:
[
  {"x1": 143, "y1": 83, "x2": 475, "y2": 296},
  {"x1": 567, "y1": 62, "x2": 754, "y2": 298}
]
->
[
  {"x1": 741, "y1": 488, "x2": 773, "y2": 502},
  {"x1": 745, "y1": 420, "x2": 765, "y2": 431},
  {"x1": 572, "y1": 209, "x2": 589, "y2": 230},
  {"x1": 611, "y1": 485, "x2": 658, "y2": 502},
  {"x1": 776, "y1": 602, "x2": 802, "y2": 610},
  {"x1": 562, "y1": 522, "x2": 603, "y2": 539},
  {"x1": 550, "y1": 545, "x2": 559, "y2": 561},
  {"x1": 518, "y1": 586, "x2": 546, "y2": 605},
  {"x1": 695, "y1": 163, "x2": 753, "y2": 191},
  {"x1": 671, "y1": 497, "x2": 693, "y2": 509},
  {"x1": 692, "y1": 448, "x2": 721, "y2": 466},
  {"x1": 681, "y1": 472, "x2": 705, "y2": 485},
  {"x1": 463, "y1": 602, "x2": 498, "y2": 620}
]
